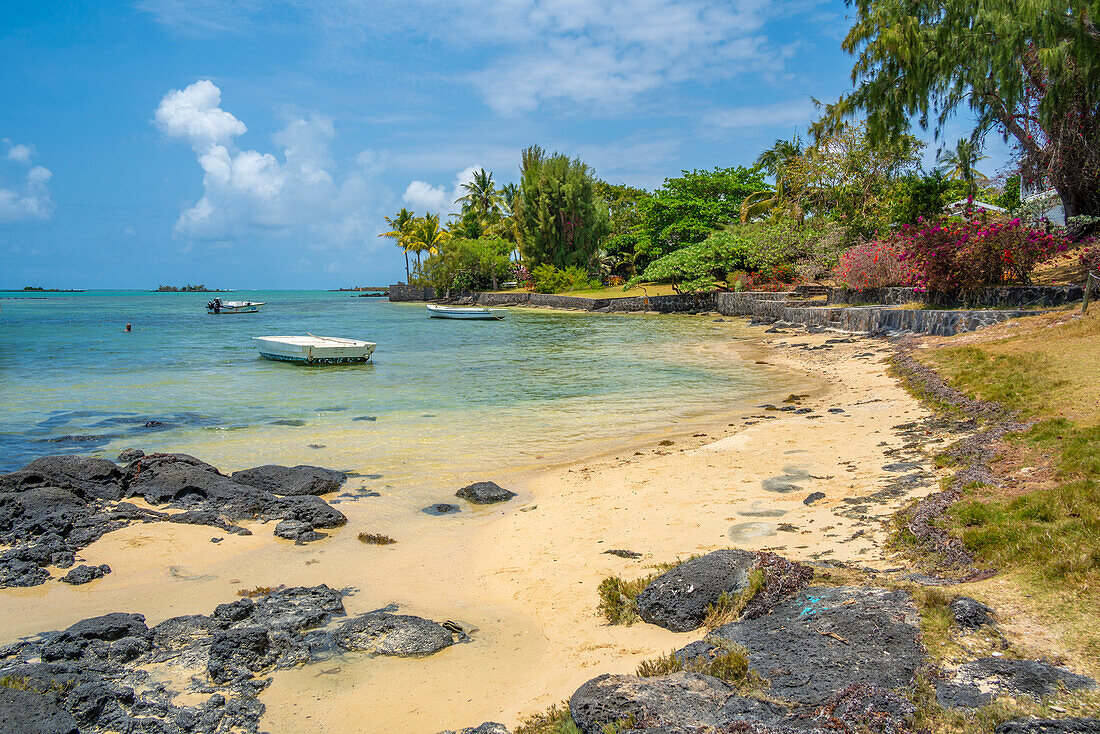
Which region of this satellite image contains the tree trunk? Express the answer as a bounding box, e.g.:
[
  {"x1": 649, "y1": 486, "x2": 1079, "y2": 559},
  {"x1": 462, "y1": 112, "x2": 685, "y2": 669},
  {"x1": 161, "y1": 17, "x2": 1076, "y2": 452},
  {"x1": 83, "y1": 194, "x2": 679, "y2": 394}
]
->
[
  {"x1": 404, "y1": 251, "x2": 410, "y2": 283},
  {"x1": 1054, "y1": 184, "x2": 1100, "y2": 241}
]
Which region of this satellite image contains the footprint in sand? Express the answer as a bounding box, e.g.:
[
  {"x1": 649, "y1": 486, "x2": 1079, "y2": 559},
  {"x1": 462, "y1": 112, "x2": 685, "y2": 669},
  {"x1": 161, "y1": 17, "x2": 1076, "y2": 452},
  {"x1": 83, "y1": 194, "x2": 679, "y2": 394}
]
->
[{"x1": 728, "y1": 522, "x2": 777, "y2": 542}]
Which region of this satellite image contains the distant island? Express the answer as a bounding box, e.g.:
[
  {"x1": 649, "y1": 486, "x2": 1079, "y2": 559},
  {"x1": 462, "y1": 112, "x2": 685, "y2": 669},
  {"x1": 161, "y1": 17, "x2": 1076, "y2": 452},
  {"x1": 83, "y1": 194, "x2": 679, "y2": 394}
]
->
[
  {"x1": 156, "y1": 284, "x2": 224, "y2": 292},
  {"x1": 11, "y1": 286, "x2": 85, "y2": 292}
]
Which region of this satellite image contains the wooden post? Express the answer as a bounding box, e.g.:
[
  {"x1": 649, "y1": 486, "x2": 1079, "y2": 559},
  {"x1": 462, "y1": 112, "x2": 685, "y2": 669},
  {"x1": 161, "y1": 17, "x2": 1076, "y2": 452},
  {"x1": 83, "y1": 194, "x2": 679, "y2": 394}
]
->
[{"x1": 1084, "y1": 273, "x2": 1098, "y2": 314}]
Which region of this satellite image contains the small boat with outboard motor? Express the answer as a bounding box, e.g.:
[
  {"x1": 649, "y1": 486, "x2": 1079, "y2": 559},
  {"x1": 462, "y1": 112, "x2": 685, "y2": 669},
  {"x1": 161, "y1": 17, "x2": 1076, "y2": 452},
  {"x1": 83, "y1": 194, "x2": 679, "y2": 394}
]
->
[
  {"x1": 207, "y1": 297, "x2": 265, "y2": 314},
  {"x1": 426, "y1": 303, "x2": 506, "y2": 320},
  {"x1": 253, "y1": 335, "x2": 376, "y2": 364}
]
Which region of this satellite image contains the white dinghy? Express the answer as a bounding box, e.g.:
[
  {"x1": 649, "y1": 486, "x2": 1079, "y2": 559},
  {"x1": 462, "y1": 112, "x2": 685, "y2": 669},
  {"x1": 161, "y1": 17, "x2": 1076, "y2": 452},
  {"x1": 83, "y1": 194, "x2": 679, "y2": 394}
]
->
[
  {"x1": 207, "y1": 298, "x2": 265, "y2": 314},
  {"x1": 426, "y1": 303, "x2": 506, "y2": 320},
  {"x1": 253, "y1": 335, "x2": 376, "y2": 364}
]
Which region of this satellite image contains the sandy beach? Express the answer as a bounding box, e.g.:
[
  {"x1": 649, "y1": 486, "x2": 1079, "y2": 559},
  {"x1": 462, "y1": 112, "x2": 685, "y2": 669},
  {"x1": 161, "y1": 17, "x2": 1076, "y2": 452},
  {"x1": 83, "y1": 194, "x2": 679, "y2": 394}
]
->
[{"x1": 0, "y1": 323, "x2": 946, "y2": 733}]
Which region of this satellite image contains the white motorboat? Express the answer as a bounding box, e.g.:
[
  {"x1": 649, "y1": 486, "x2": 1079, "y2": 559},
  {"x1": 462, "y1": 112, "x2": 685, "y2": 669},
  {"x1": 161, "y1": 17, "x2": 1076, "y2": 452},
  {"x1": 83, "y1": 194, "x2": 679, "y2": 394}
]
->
[
  {"x1": 207, "y1": 298, "x2": 265, "y2": 314},
  {"x1": 426, "y1": 303, "x2": 506, "y2": 320},
  {"x1": 253, "y1": 335, "x2": 376, "y2": 364}
]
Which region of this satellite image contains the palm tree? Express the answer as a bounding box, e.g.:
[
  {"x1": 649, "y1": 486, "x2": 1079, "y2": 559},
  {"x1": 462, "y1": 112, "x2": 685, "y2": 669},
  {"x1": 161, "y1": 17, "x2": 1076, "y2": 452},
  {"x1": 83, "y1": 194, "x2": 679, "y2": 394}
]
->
[
  {"x1": 937, "y1": 138, "x2": 989, "y2": 196},
  {"x1": 740, "y1": 135, "x2": 805, "y2": 223},
  {"x1": 455, "y1": 168, "x2": 504, "y2": 222},
  {"x1": 408, "y1": 213, "x2": 450, "y2": 262},
  {"x1": 379, "y1": 208, "x2": 415, "y2": 282}
]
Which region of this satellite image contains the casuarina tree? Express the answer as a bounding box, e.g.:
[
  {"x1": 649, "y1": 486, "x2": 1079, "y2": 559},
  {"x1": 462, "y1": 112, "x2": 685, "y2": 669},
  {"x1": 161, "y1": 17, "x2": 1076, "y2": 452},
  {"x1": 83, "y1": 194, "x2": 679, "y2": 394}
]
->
[
  {"x1": 515, "y1": 146, "x2": 610, "y2": 269},
  {"x1": 816, "y1": 0, "x2": 1100, "y2": 238}
]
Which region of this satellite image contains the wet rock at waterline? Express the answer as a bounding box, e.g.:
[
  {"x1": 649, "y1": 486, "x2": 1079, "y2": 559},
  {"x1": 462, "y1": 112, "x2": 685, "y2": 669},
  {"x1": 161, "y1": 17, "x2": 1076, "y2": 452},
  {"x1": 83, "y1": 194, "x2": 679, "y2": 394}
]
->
[
  {"x1": 230, "y1": 464, "x2": 346, "y2": 496},
  {"x1": 635, "y1": 549, "x2": 757, "y2": 632},
  {"x1": 0, "y1": 585, "x2": 460, "y2": 733},
  {"x1": 803, "y1": 491, "x2": 826, "y2": 505},
  {"x1": 115, "y1": 448, "x2": 145, "y2": 463},
  {"x1": 0, "y1": 452, "x2": 347, "y2": 588},
  {"x1": 455, "y1": 481, "x2": 516, "y2": 505},
  {"x1": 423, "y1": 503, "x2": 461, "y2": 515},
  {"x1": 273, "y1": 519, "x2": 325, "y2": 543}
]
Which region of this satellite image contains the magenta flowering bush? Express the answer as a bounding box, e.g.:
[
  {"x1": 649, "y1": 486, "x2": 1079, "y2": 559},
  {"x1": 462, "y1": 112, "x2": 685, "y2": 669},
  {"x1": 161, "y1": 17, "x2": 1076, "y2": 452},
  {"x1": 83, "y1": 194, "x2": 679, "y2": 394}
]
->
[
  {"x1": 835, "y1": 238, "x2": 917, "y2": 289},
  {"x1": 894, "y1": 217, "x2": 1069, "y2": 293}
]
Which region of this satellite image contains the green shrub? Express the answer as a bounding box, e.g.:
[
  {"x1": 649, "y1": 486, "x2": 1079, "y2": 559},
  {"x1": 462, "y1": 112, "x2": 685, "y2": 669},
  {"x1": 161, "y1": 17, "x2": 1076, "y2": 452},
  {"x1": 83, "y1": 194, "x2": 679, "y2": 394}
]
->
[{"x1": 530, "y1": 264, "x2": 597, "y2": 293}]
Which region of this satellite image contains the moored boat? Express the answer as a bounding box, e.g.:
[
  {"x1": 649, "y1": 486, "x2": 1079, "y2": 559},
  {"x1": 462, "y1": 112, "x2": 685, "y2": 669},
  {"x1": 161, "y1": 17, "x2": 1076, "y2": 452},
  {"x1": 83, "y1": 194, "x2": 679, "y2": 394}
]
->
[
  {"x1": 253, "y1": 335, "x2": 376, "y2": 364},
  {"x1": 207, "y1": 298, "x2": 265, "y2": 314},
  {"x1": 426, "y1": 303, "x2": 506, "y2": 320}
]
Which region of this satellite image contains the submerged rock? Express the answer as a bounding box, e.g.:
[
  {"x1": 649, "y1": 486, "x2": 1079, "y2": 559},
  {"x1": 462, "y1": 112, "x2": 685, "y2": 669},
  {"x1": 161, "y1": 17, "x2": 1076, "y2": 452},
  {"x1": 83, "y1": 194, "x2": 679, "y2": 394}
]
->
[
  {"x1": 423, "y1": 503, "x2": 461, "y2": 515},
  {"x1": 635, "y1": 549, "x2": 756, "y2": 632},
  {"x1": 455, "y1": 481, "x2": 516, "y2": 505}
]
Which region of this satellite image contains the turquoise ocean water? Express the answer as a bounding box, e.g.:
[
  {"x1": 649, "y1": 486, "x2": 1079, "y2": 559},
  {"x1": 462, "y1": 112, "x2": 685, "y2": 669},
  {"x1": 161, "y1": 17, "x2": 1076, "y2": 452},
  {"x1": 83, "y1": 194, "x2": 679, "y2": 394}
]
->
[{"x1": 0, "y1": 291, "x2": 796, "y2": 491}]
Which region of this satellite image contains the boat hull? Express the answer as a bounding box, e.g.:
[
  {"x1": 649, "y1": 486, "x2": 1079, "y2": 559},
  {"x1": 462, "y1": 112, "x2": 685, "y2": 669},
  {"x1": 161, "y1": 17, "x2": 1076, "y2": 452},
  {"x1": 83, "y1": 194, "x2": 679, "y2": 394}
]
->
[
  {"x1": 253, "y1": 336, "x2": 376, "y2": 365},
  {"x1": 426, "y1": 304, "x2": 505, "y2": 320},
  {"x1": 207, "y1": 300, "x2": 265, "y2": 314}
]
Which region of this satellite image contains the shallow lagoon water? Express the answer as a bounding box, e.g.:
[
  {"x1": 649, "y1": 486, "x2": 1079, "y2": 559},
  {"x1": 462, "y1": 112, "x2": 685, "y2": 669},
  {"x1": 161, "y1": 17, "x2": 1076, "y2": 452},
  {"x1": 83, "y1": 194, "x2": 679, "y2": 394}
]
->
[{"x1": 0, "y1": 290, "x2": 798, "y2": 495}]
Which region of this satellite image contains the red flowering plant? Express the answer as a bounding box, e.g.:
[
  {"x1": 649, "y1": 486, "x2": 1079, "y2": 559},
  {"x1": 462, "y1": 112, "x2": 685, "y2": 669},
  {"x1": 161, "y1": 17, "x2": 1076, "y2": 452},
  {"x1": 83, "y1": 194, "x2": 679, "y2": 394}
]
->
[
  {"x1": 835, "y1": 237, "x2": 917, "y2": 289},
  {"x1": 897, "y1": 216, "x2": 1069, "y2": 296}
]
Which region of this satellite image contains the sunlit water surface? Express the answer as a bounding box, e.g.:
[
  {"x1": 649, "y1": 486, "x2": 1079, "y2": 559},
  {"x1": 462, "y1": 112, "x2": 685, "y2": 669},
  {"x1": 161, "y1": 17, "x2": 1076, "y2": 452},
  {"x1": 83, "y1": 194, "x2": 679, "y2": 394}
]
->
[{"x1": 0, "y1": 290, "x2": 799, "y2": 498}]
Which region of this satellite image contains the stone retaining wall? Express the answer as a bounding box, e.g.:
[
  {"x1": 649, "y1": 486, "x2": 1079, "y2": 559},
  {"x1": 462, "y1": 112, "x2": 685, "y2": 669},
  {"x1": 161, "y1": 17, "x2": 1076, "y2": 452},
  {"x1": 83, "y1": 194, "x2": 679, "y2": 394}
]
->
[
  {"x1": 826, "y1": 285, "x2": 1083, "y2": 308},
  {"x1": 716, "y1": 292, "x2": 1048, "y2": 336},
  {"x1": 387, "y1": 284, "x2": 438, "y2": 302},
  {"x1": 389, "y1": 284, "x2": 1049, "y2": 336}
]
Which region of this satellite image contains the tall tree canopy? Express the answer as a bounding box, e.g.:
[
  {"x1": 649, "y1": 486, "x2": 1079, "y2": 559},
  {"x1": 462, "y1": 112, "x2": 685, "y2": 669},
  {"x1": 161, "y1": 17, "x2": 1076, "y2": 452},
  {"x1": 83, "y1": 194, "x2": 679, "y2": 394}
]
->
[
  {"x1": 817, "y1": 0, "x2": 1100, "y2": 236},
  {"x1": 515, "y1": 146, "x2": 610, "y2": 269},
  {"x1": 637, "y1": 166, "x2": 769, "y2": 263}
]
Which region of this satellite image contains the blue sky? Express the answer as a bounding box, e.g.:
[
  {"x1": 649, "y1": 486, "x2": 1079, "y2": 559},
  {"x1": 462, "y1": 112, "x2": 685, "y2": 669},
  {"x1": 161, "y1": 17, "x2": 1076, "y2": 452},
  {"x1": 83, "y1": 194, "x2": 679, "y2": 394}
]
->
[{"x1": 0, "y1": 0, "x2": 1013, "y2": 289}]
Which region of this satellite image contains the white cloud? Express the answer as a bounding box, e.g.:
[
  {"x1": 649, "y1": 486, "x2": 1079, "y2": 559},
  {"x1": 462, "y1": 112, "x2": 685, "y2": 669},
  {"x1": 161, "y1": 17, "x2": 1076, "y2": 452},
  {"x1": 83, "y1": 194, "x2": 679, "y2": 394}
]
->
[
  {"x1": 0, "y1": 140, "x2": 54, "y2": 223},
  {"x1": 155, "y1": 80, "x2": 391, "y2": 246},
  {"x1": 6, "y1": 143, "x2": 33, "y2": 164},
  {"x1": 140, "y1": 0, "x2": 801, "y2": 115},
  {"x1": 402, "y1": 166, "x2": 479, "y2": 216},
  {"x1": 702, "y1": 99, "x2": 816, "y2": 130}
]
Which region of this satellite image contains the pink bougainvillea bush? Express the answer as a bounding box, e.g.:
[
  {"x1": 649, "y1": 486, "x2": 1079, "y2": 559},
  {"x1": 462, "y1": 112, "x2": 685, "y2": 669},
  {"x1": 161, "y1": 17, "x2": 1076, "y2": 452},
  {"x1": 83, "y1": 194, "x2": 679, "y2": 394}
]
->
[
  {"x1": 835, "y1": 238, "x2": 917, "y2": 289},
  {"x1": 898, "y1": 217, "x2": 1069, "y2": 293}
]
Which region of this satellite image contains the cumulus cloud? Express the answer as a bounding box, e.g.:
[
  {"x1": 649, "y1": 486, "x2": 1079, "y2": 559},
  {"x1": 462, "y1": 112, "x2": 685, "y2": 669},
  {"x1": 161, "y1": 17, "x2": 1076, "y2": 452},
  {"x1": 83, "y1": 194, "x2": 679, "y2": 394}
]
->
[
  {"x1": 402, "y1": 166, "x2": 479, "y2": 216},
  {"x1": 155, "y1": 80, "x2": 390, "y2": 246},
  {"x1": 0, "y1": 139, "x2": 54, "y2": 223}
]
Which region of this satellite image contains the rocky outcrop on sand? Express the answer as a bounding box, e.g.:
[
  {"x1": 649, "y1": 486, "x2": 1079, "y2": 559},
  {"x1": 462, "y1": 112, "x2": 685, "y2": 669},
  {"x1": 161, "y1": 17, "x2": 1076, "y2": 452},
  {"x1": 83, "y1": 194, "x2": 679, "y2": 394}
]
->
[
  {"x1": 229, "y1": 464, "x2": 346, "y2": 496},
  {"x1": 636, "y1": 549, "x2": 757, "y2": 632},
  {"x1": 0, "y1": 453, "x2": 349, "y2": 588},
  {"x1": 564, "y1": 550, "x2": 1096, "y2": 734},
  {"x1": 455, "y1": 481, "x2": 516, "y2": 505},
  {"x1": 0, "y1": 585, "x2": 462, "y2": 733},
  {"x1": 437, "y1": 724, "x2": 510, "y2": 734},
  {"x1": 635, "y1": 549, "x2": 814, "y2": 633},
  {"x1": 936, "y1": 658, "x2": 1096, "y2": 709}
]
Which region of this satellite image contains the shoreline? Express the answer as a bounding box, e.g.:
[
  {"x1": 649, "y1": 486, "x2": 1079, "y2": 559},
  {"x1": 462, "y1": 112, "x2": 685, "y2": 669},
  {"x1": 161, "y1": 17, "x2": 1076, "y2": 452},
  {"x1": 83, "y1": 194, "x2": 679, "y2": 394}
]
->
[{"x1": 0, "y1": 319, "x2": 950, "y2": 733}]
